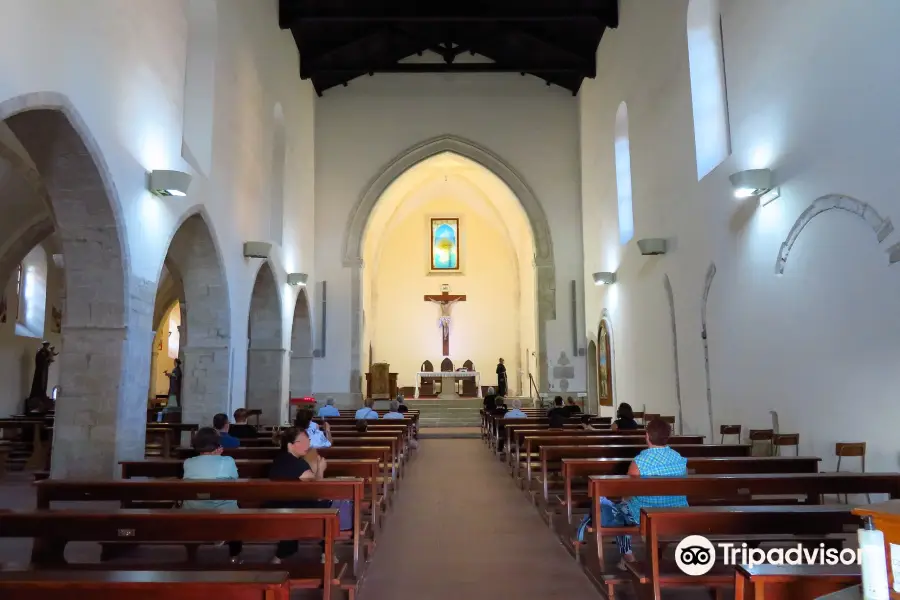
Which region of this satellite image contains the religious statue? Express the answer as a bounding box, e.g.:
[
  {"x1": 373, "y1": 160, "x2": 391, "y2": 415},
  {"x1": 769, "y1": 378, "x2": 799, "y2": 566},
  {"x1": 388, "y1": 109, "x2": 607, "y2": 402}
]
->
[
  {"x1": 28, "y1": 341, "x2": 58, "y2": 401},
  {"x1": 496, "y1": 357, "x2": 508, "y2": 396},
  {"x1": 163, "y1": 358, "x2": 183, "y2": 408},
  {"x1": 423, "y1": 288, "x2": 467, "y2": 356}
]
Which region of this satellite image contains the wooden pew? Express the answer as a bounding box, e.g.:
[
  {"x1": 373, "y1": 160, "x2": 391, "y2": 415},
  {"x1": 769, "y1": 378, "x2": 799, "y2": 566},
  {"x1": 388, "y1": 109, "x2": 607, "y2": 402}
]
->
[
  {"x1": 35, "y1": 478, "x2": 367, "y2": 577},
  {"x1": 0, "y1": 509, "x2": 341, "y2": 600},
  {"x1": 508, "y1": 428, "x2": 654, "y2": 468},
  {"x1": 121, "y1": 459, "x2": 384, "y2": 532},
  {"x1": 533, "y1": 444, "x2": 750, "y2": 498},
  {"x1": 491, "y1": 417, "x2": 611, "y2": 449},
  {"x1": 734, "y1": 564, "x2": 860, "y2": 600},
  {"x1": 632, "y1": 505, "x2": 859, "y2": 600},
  {"x1": 560, "y1": 456, "x2": 822, "y2": 510},
  {"x1": 0, "y1": 571, "x2": 292, "y2": 600}
]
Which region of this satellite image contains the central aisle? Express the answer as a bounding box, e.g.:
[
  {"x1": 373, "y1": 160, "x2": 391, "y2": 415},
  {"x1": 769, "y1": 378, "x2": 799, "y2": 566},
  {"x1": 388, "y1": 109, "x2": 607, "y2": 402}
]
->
[{"x1": 360, "y1": 439, "x2": 600, "y2": 600}]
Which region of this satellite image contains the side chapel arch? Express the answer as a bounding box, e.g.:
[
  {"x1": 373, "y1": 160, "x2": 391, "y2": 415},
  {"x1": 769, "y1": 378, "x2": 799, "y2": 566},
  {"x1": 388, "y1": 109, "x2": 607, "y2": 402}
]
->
[
  {"x1": 0, "y1": 92, "x2": 143, "y2": 479},
  {"x1": 343, "y1": 135, "x2": 557, "y2": 395},
  {"x1": 246, "y1": 260, "x2": 284, "y2": 424},
  {"x1": 290, "y1": 288, "x2": 313, "y2": 400}
]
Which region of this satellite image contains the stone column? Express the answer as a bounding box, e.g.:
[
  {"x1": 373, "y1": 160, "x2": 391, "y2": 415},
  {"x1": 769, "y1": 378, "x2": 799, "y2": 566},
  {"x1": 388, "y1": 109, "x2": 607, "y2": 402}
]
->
[
  {"x1": 181, "y1": 344, "x2": 230, "y2": 425},
  {"x1": 290, "y1": 353, "x2": 313, "y2": 398},
  {"x1": 248, "y1": 346, "x2": 287, "y2": 425},
  {"x1": 148, "y1": 332, "x2": 159, "y2": 398}
]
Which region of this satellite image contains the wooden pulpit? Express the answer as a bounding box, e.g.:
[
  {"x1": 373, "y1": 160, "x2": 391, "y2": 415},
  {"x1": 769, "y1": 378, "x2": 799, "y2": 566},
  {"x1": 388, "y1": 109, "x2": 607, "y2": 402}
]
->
[{"x1": 366, "y1": 362, "x2": 397, "y2": 399}]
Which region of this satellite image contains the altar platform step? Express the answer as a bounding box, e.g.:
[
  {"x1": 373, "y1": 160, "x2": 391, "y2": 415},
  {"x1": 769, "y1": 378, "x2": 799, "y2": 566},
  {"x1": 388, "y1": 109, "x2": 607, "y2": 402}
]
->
[{"x1": 404, "y1": 396, "x2": 535, "y2": 428}]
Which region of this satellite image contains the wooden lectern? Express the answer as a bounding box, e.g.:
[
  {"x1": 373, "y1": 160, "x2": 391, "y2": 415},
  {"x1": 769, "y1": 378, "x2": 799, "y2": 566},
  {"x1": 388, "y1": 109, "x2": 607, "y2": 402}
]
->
[{"x1": 366, "y1": 362, "x2": 397, "y2": 399}]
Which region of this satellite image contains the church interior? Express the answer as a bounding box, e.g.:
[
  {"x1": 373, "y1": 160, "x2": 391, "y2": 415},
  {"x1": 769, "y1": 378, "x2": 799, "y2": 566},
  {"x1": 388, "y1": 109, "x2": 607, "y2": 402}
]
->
[{"x1": 1, "y1": 0, "x2": 899, "y2": 598}]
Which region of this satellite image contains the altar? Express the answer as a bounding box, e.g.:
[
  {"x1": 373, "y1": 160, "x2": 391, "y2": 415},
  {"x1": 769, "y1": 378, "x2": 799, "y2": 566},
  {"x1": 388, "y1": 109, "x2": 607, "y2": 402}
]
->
[{"x1": 415, "y1": 371, "x2": 481, "y2": 399}]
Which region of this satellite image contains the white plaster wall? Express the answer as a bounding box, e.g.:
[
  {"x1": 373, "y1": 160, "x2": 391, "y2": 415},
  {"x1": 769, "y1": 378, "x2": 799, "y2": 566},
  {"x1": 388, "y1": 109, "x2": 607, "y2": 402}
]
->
[
  {"x1": 580, "y1": 0, "x2": 900, "y2": 469},
  {"x1": 314, "y1": 73, "x2": 584, "y2": 402},
  {"x1": 0, "y1": 0, "x2": 316, "y2": 415}
]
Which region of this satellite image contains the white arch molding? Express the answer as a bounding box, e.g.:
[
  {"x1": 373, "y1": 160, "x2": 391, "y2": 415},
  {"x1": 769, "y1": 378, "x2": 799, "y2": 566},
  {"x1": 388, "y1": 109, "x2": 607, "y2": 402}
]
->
[
  {"x1": 343, "y1": 135, "x2": 557, "y2": 394},
  {"x1": 290, "y1": 288, "x2": 313, "y2": 400},
  {"x1": 776, "y1": 194, "x2": 894, "y2": 274}
]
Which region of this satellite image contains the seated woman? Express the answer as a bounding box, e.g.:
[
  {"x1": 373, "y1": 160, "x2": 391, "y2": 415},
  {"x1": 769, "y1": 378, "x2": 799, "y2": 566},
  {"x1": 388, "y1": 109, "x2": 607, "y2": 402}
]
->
[
  {"x1": 502, "y1": 398, "x2": 527, "y2": 419},
  {"x1": 383, "y1": 399, "x2": 405, "y2": 419},
  {"x1": 294, "y1": 408, "x2": 332, "y2": 448},
  {"x1": 268, "y1": 428, "x2": 335, "y2": 565},
  {"x1": 611, "y1": 402, "x2": 640, "y2": 431},
  {"x1": 181, "y1": 427, "x2": 243, "y2": 564},
  {"x1": 354, "y1": 398, "x2": 380, "y2": 419},
  {"x1": 482, "y1": 387, "x2": 497, "y2": 411},
  {"x1": 577, "y1": 419, "x2": 688, "y2": 570}
]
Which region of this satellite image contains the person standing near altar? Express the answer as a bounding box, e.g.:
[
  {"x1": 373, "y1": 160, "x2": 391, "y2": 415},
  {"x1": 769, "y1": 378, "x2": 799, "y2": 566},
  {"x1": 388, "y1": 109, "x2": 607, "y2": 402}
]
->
[{"x1": 496, "y1": 358, "x2": 508, "y2": 396}]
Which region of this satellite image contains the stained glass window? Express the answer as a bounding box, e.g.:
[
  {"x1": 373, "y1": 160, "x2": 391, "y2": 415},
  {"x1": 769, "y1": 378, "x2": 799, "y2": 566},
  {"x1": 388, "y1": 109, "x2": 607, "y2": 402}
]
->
[{"x1": 430, "y1": 218, "x2": 459, "y2": 270}]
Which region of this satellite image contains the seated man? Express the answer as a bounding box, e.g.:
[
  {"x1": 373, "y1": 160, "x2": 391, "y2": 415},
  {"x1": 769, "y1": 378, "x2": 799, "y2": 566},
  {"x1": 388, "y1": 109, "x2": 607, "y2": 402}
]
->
[
  {"x1": 181, "y1": 427, "x2": 242, "y2": 564},
  {"x1": 354, "y1": 398, "x2": 380, "y2": 420},
  {"x1": 268, "y1": 427, "x2": 335, "y2": 565},
  {"x1": 213, "y1": 413, "x2": 240, "y2": 448},
  {"x1": 502, "y1": 398, "x2": 527, "y2": 419},
  {"x1": 317, "y1": 397, "x2": 340, "y2": 418},
  {"x1": 565, "y1": 397, "x2": 582, "y2": 416},
  {"x1": 577, "y1": 419, "x2": 688, "y2": 570},
  {"x1": 229, "y1": 408, "x2": 258, "y2": 439},
  {"x1": 383, "y1": 398, "x2": 405, "y2": 419},
  {"x1": 547, "y1": 395, "x2": 567, "y2": 421},
  {"x1": 294, "y1": 408, "x2": 332, "y2": 449},
  {"x1": 482, "y1": 387, "x2": 497, "y2": 411}
]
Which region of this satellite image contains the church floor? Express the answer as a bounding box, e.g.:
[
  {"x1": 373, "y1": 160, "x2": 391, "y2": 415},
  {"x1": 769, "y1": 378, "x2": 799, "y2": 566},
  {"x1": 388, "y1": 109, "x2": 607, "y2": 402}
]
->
[{"x1": 358, "y1": 438, "x2": 601, "y2": 600}]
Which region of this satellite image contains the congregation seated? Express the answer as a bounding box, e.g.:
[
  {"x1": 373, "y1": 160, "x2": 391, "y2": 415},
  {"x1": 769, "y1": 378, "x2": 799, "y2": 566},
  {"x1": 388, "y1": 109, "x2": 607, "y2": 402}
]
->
[
  {"x1": 611, "y1": 402, "x2": 640, "y2": 431},
  {"x1": 482, "y1": 387, "x2": 497, "y2": 411},
  {"x1": 295, "y1": 408, "x2": 332, "y2": 448},
  {"x1": 354, "y1": 398, "x2": 380, "y2": 420},
  {"x1": 181, "y1": 427, "x2": 243, "y2": 563},
  {"x1": 565, "y1": 397, "x2": 582, "y2": 416},
  {"x1": 502, "y1": 398, "x2": 526, "y2": 419},
  {"x1": 578, "y1": 418, "x2": 688, "y2": 570},
  {"x1": 383, "y1": 398, "x2": 404, "y2": 420},
  {"x1": 317, "y1": 396, "x2": 341, "y2": 417},
  {"x1": 229, "y1": 408, "x2": 258, "y2": 439},
  {"x1": 268, "y1": 427, "x2": 335, "y2": 565},
  {"x1": 213, "y1": 413, "x2": 240, "y2": 448}
]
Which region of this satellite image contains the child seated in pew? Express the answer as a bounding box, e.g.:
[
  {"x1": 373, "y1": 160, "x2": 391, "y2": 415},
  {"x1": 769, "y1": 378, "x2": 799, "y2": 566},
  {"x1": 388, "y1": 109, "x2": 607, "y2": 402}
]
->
[
  {"x1": 577, "y1": 418, "x2": 688, "y2": 571},
  {"x1": 294, "y1": 408, "x2": 332, "y2": 449},
  {"x1": 181, "y1": 427, "x2": 244, "y2": 564},
  {"x1": 268, "y1": 427, "x2": 337, "y2": 565}
]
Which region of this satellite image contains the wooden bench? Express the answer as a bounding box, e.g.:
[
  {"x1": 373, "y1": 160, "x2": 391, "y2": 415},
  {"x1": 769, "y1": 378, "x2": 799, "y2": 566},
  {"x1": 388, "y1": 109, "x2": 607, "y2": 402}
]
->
[
  {"x1": 491, "y1": 417, "x2": 611, "y2": 449},
  {"x1": 35, "y1": 478, "x2": 367, "y2": 576},
  {"x1": 0, "y1": 509, "x2": 342, "y2": 600},
  {"x1": 632, "y1": 505, "x2": 859, "y2": 600},
  {"x1": 734, "y1": 564, "x2": 860, "y2": 600},
  {"x1": 560, "y1": 456, "x2": 823, "y2": 509},
  {"x1": 509, "y1": 429, "x2": 658, "y2": 471},
  {"x1": 0, "y1": 571, "x2": 292, "y2": 600},
  {"x1": 121, "y1": 459, "x2": 385, "y2": 532},
  {"x1": 534, "y1": 444, "x2": 751, "y2": 501}
]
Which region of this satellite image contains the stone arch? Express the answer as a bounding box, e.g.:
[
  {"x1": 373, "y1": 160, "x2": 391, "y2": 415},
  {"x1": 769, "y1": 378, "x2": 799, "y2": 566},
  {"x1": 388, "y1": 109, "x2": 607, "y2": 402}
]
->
[
  {"x1": 160, "y1": 207, "x2": 231, "y2": 424},
  {"x1": 290, "y1": 288, "x2": 313, "y2": 399},
  {"x1": 246, "y1": 260, "x2": 284, "y2": 424},
  {"x1": 343, "y1": 135, "x2": 557, "y2": 392},
  {"x1": 701, "y1": 262, "x2": 717, "y2": 439},
  {"x1": 776, "y1": 194, "x2": 893, "y2": 274},
  {"x1": 663, "y1": 274, "x2": 684, "y2": 434},
  {"x1": 598, "y1": 309, "x2": 617, "y2": 409},
  {"x1": 0, "y1": 92, "x2": 141, "y2": 479},
  {"x1": 586, "y1": 340, "x2": 599, "y2": 414}
]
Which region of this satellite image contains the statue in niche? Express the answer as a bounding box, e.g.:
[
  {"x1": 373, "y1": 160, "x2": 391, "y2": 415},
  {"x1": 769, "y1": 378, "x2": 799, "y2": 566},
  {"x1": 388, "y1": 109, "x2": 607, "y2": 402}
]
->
[{"x1": 26, "y1": 341, "x2": 58, "y2": 412}]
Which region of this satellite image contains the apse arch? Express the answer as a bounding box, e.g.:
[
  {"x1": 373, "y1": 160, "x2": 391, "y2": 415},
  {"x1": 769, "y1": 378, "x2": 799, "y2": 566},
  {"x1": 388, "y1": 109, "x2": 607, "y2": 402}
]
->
[
  {"x1": 161, "y1": 207, "x2": 231, "y2": 424},
  {"x1": 0, "y1": 91, "x2": 134, "y2": 479},
  {"x1": 776, "y1": 194, "x2": 893, "y2": 275},
  {"x1": 246, "y1": 260, "x2": 285, "y2": 424},
  {"x1": 290, "y1": 288, "x2": 314, "y2": 399},
  {"x1": 344, "y1": 135, "x2": 556, "y2": 391}
]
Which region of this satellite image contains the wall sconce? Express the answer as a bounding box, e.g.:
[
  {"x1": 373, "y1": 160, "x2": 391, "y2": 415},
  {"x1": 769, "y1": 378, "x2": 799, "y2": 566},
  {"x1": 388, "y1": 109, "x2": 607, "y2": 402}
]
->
[
  {"x1": 287, "y1": 273, "x2": 308, "y2": 286},
  {"x1": 592, "y1": 272, "x2": 617, "y2": 286},
  {"x1": 243, "y1": 242, "x2": 272, "y2": 259},
  {"x1": 637, "y1": 238, "x2": 667, "y2": 256},
  {"x1": 148, "y1": 170, "x2": 192, "y2": 197},
  {"x1": 729, "y1": 168, "x2": 778, "y2": 204}
]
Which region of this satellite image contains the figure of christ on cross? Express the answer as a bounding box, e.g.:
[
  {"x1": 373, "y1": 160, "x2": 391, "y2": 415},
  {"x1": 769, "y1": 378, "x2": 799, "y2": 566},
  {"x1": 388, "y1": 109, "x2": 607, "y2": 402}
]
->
[{"x1": 423, "y1": 290, "x2": 466, "y2": 357}]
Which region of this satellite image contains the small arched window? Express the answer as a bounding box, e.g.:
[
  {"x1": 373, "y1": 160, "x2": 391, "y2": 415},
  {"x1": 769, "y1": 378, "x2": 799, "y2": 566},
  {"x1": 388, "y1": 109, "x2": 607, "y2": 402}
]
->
[
  {"x1": 614, "y1": 102, "x2": 635, "y2": 245},
  {"x1": 687, "y1": 0, "x2": 731, "y2": 179}
]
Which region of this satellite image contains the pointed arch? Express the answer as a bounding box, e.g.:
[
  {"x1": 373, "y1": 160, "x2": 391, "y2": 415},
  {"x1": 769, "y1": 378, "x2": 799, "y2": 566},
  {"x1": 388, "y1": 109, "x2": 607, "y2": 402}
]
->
[
  {"x1": 246, "y1": 260, "x2": 285, "y2": 424},
  {"x1": 342, "y1": 135, "x2": 556, "y2": 391},
  {"x1": 663, "y1": 274, "x2": 684, "y2": 433},
  {"x1": 0, "y1": 91, "x2": 138, "y2": 479},
  {"x1": 162, "y1": 208, "x2": 231, "y2": 424},
  {"x1": 290, "y1": 288, "x2": 313, "y2": 399},
  {"x1": 614, "y1": 102, "x2": 635, "y2": 245},
  {"x1": 701, "y1": 262, "x2": 717, "y2": 439}
]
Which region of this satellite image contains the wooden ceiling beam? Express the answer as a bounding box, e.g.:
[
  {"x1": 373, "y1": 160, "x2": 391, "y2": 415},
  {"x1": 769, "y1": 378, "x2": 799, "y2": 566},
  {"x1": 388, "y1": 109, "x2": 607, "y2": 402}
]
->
[{"x1": 306, "y1": 63, "x2": 588, "y2": 75}]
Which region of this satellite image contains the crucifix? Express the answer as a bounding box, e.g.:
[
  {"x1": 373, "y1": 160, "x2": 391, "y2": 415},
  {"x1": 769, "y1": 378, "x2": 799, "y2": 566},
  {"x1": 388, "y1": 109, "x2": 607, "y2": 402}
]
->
[{"x1": 423, "y1": 287, "x2": 466, "y2": 357}]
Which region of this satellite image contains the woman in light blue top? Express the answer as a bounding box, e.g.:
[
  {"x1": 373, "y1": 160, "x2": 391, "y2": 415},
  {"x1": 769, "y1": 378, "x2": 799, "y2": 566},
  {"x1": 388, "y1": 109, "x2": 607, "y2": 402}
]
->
[
  {"x1": 383, "y1": 398, "x2": 404, "y2": 419},
  {"x1": 181, "y1": 427, "x2": 243, "y2": 563},
  {"x1": 317, "y1": 397, "x2": 340, "y2": 417},
  {"x1": 354, "y1": 398, "x2": 380, "y2": 419},
  {"x1": 502, "y1": 398, "x2": 527, "y2": 419}
]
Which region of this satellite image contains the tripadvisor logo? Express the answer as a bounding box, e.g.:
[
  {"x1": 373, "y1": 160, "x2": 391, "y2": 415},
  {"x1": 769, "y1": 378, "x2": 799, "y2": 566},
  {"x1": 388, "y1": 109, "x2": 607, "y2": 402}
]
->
[{"x1": 675, "y1": 535, "x2": 862, "y2": 576}]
